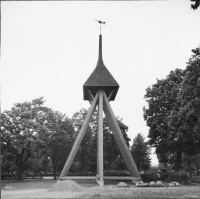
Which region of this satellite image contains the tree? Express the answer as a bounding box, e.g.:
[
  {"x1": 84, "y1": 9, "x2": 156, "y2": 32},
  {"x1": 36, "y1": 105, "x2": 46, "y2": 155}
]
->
[
  {"x1": 71, "y1": 108, "x2": 96, "y2": 173},
  {"x1": 191, "y1": 0, "x2": 200, "y2": 10},
  {"x1": 168, "y1": 47, "x2": 200, "y2": 159},
  {"x1": 182, "y1": 153, "x2": 200, "y2": 177},
  {"x1": 131, "y1": 133, "x2": 151, "y2": 171},
  {"x1": 70, "y1": 108, "x2": 131, "y2": 173},
  {"x1": 144, "y1": 47, "x2": 200, "y2": 171},
  {"x1": 37, "y1": 110, "x2": 74, "y2": 180},
  {"x1": 143, "y1": 69, "x2": 185, "y2": 171},
  {"x1": 23, "y1": 154, "x2": 43, "y2": 176},
  {"x1": 1, "y1": 151, "x2": 17, "y2": 174},
  {"x1": 102, "y1": 117, "x2": 130, "y2": 172},
  {"x1": 1, "y1": 97, "x2": 47, "y2": 180}
]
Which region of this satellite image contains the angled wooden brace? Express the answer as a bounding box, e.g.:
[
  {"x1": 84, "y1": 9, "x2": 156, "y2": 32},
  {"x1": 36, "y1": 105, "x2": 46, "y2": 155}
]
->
[
  {"x1": 102, "y1": 91, "x2": 141, "y2": 179},
  {"x1": 59, "y1": 91, "x2": 100, "y2": 179},
  {"x1": 108, "y1": 90, "x2": 114, "y2": 101}
]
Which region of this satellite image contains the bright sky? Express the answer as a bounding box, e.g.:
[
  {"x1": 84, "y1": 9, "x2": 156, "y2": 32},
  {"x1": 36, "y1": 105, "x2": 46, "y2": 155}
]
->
[{"x1": 1, "y1": 0, "x2": 200, "y2": 166}]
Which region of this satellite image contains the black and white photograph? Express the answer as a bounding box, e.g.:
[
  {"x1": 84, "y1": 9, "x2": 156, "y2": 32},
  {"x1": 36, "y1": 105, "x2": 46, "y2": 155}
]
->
[{"x1": 1, "y1": 0, "x2": 200, "y2": 198}]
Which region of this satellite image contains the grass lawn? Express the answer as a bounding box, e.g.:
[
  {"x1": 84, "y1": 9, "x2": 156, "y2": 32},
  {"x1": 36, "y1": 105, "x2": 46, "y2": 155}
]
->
[
  {"x1": 1, "y1": 178, "x2": 200, "y2": 199},
  {"x1": 1, "y1": 178, "x2": 57, "y2": 190},
  {"x1": 1, "y1": 177, "x2": 136, "y2": 189}
]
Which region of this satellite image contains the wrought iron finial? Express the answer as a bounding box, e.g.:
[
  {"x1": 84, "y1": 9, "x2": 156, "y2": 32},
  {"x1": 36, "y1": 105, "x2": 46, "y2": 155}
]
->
[{"x1": 94, "y1": 19, "x2": 106, "y2": 34}]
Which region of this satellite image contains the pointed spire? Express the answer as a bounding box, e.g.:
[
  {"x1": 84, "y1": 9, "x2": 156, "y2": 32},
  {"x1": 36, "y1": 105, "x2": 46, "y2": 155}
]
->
[
  {"x1": 97, "y1": 34, "x2": 104, "y2": 67},
  {"x1": 83, "y1": 34, "x2": 119, "y2": 101}
]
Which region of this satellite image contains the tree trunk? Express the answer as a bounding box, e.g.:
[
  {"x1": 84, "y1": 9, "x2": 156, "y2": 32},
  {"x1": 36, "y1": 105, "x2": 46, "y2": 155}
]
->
[
  {"x1": 107, "y1": 155, "x2": 110, "y2": 172},
  {"x1": 188, "y1": 156, "x2": 192, "y2": 178},
  {"x1": 17, "y1": 165, "x2": 23, "y2": 181},
  {"x1": 52, "y1": 157, "x2": 57, "y2": 180},
  {"x1": 16, "y1": 153, "x2": 23, "y2": 181},
  {"x1": 107, "y1": 161, "x2": 110, "y2": 172},
  {"x1": 53, "y1": 166, "x2": 57, "y2": 180},
  {"x1": 15, "y1": 148, "x2": 31, "y2": 180},
  {"x1": 80, "y1": 141, "x2": 86, "y2": 173},
  {"x1": 174, "y1": 137, "x2": 183, "y2": 172},
  {"x1": 195, "y1": 158, "x2": 200, "y2": 176},
  {"x1": 80, "y1": 153, "x2": 86, "y2": 173},
  {"x1": 174, "y1": 149, "x2": 182, "y2": 172}
]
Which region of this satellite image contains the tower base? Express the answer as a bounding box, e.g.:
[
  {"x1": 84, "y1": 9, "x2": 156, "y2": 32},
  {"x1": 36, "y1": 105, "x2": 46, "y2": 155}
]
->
[{"x1": 59, "y1": 90, "x2": 141, "y2": 185}]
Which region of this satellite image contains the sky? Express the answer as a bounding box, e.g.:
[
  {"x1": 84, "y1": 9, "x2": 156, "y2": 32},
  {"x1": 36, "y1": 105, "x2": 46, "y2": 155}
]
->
[{"x1": 1, "y1": 0, "x2": 200, "y2": 166}]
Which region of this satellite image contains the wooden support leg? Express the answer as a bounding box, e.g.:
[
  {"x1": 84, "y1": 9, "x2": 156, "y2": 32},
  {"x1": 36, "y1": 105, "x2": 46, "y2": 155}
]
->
[
  {"x1": 97, "y1": 105, "x2": 99, "y2": 176},
  {"x1": 59, "y1": 91, "x2": 99, "y2": 179},
  {"x1": 103, "y1": 91, "x2": 141, "y2": 179},
  {"x1": 97, "y1": 90, "x2": 104, "y2": 187}
]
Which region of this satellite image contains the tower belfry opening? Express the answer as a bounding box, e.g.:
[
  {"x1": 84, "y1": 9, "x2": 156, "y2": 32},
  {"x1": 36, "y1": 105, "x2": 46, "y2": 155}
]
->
[{"x1": 59, "y1": 34, "x2": 141, "y2": 186}]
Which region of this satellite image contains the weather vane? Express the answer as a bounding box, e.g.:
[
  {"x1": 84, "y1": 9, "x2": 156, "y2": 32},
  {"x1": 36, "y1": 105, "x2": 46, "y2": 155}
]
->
[{"x1": 94, "y1": 19, "x2": 106, "y2": 34}]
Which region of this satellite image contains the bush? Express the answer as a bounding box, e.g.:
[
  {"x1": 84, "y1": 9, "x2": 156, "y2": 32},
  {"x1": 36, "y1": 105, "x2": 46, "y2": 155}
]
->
[
  {"x1": 24, "y1": 174, "x2": 42, "y2": 179},
  {"x1": 1, "y1": 173, "x2": 43, "y2": 180},
  {"x1": 140, "y1": 174, "x2": 154, "y2": 182},
  {"x1": 68, "y1": 173, "x2": 96, "y2": 176},
  {"x1": 167, "y1": 171, "x2": 190, "y2": 184},
  {"x1": 67, "y1": 172, "x2": 130, "y2": 177},
  {"x1": 191, "y1": 176, "x2": 200, "y2": 183},
  {"x1": 41, "y1": 173, "x2": 56, "y2": 177},
  {"x1": 1, "y1": 174, "x2": 17, "y2": 180},
  {"x1": 140, "y1": 173, "x2": 166, "y2": 182}
]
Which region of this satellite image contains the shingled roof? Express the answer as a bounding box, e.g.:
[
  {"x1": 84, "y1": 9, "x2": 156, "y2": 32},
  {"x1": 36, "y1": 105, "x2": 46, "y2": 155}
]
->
[{"x1": 83, "y1": 35, "x2": 119, "y2": 101}]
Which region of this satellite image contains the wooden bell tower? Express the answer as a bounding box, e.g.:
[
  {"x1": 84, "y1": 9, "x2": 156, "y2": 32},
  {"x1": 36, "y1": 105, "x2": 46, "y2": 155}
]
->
[{"x1": 59, "y1": 34, "x2": 141, "y2": 186}]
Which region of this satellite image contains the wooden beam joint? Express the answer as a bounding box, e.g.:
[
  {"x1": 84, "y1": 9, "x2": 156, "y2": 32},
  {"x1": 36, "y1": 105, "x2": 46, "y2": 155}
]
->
[
  {"x1": 87, "y1": 89, "x2": 94, "y2": 101},
  {"x1": 108, "y1": 90, "x2": 114, "y2": 101}
]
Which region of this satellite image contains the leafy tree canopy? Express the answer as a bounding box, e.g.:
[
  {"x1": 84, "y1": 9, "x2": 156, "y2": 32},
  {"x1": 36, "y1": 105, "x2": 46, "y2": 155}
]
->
[
  {"x1": 143, "y1": 47, "x2": 200, "y2": 171},
  {"x1": 69, "y1": 108, "x2": 131, "y2": 173},
  {"x1": 131, "y1": 133, "x2": 151, "y2": 171},
  {"x1": 168, "y1": 47, "x2": 200, "y2": 156},
  {"x1": 191, "y1": 0, "x2": 200, "y2": 10},
  {"x1": 1, "y1": 97, "x2": 47, "y2": 180}
]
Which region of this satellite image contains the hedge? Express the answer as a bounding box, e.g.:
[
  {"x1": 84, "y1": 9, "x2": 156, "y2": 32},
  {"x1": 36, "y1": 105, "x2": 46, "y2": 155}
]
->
[{"x1": 1, "y1": 173, "x2": 42, "y2": 180}]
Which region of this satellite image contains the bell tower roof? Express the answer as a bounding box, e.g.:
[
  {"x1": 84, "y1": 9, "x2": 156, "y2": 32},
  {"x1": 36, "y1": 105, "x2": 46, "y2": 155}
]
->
[{"x1": 83, "y1": 34, "x2": 119, "y2": 101}]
